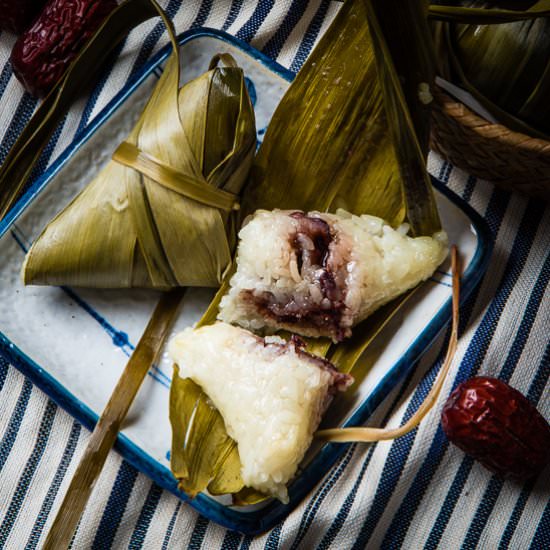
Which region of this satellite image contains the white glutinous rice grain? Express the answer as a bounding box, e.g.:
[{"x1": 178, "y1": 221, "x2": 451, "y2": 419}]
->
[
  {"x1": 218, "y1": 209, "x2": 448, "y2": 341},
  {"x1": 168, "y1": 322, "x2": 352, "y2": 502}
]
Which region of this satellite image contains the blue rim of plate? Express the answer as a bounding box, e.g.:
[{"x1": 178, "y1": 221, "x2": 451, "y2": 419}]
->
[{"x1": 0, "y1": 28, "x2": 493, "y2": 535}]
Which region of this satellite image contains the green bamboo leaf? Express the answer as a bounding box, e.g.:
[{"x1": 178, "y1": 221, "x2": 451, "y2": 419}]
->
[
  {"x1": 440, "y1": 13, "x2": 550, "y2": 139},
  {"x1": 455, "y1": 17, "x2": 549, "y2": 118},
  {"x1": 170, "y1": 370, "x2": 248, "y2": 497},
  {"x1": 244, "y1": 0, "x2": 440, "y2": 237},
  {"x1": 170, "y1": 369, "x2": 267, "y2": 502},
  {"x1": 206, "y1": 442, "x2": 245, "y2": 496},
  {"x1": 244, "y1": 0, "x2": 407, "y2": 227},
  {"x1": 232, "y1": 487, "x2": 271, "y2": 506},
  {"x1": 364, "y1": 0, "x2": 440, "y2": 237},
  {"x1": 327, "y1": 293, "x2": 415, "y2": 373}
]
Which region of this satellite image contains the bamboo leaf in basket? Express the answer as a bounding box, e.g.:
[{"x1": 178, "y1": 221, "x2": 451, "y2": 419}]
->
[
  {"x1": 22, "y1": 43, "x2": 256, "y2": 288},
  {"x1": 169, "y1": 0, "x2": 445, "y2": 504},
  {"x1": 429, "y1": 0, "x2": 550, "y2": 24},
  {"x1": 431, "y1": 1, "x2": 550, "y2": 139}
]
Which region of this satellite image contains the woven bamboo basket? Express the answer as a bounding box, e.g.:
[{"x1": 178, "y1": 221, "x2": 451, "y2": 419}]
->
[{"x1": 430, "y1": 87, "x2": 550, "y2": 201}]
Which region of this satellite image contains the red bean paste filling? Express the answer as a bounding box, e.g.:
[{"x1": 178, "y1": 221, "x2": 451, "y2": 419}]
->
[{"x1": 244, "y1": 212, "x2": 347, "y2": 341}]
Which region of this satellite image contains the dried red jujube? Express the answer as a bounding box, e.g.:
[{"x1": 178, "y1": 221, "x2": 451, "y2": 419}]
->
[
  {"x1": 10, "y1": 0, "x2": 117, "y2": 97},
  {"x1": 0, "y1": 1, "x2": 48, "y2": 34},
  {"x1": 441, "y1": 376, "x2": 550, "y2": 481}
]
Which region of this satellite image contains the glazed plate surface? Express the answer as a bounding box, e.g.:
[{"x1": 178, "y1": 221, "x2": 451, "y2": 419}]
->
[{"x1": 0, "y1": 30, "x2": 492, "y2": 534}]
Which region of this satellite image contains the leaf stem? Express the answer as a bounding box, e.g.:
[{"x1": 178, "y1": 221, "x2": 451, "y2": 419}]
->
[{"x1": 43, "y1": 288, "x2": 185, "y2": 549}]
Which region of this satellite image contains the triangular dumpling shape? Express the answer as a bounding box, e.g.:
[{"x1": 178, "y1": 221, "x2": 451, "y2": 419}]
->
[
  {"x1": 169, "y1": 322, "x2": 352, "y2": 502},
  {"x1": 22, "y1": 52, "x2": 255, "y2": 289}
]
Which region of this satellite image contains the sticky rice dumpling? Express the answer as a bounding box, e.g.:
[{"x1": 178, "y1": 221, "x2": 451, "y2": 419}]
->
[
  {"x1": 22, "y1": 51, "x2": 256, "y2": 289},
  {"x1": 168, "y1": 322, "x2": 352, "y2": 502},
  {"x1": 218, "y1": 209, "x2": 448, "y2": 342}
]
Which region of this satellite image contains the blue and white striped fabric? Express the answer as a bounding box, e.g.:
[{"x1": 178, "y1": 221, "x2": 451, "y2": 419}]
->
[{"x1": 0, "y1": 1, "x2": 548, "y2": 548}]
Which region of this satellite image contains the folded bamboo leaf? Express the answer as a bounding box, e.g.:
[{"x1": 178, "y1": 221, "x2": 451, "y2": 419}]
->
[
  {"x1": 232, "y1": 487, "x2": 272, "y2": 506},
  {"x1": 170, "y1": 370, "x2": 246, "y2": 497},
  {"x1": 22, "y1": 45, "x2": 256, "y2": 288},
  {"x1": 0, "y1": 0, "x2": 161, "y2": 221},
  {"x1": 207, "y1": 445, "x2": 245, "y2": 497},
  {"x1": 170, "y1": 0, "x2": 445, "y2": 504},
  {"x1": 244, "y1": 0, "x2": 440, "y2": 237},
  {"x1": 170, "y1": 372, "x2": 266, "y2": 503}
]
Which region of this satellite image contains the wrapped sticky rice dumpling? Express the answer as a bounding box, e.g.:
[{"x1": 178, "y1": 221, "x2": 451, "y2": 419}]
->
[
  {"x1": 169, "y1": 322, "x2": 352, "y2": 502},
  {"x1": 218, "y1": 209, "x2": 448, "y2": 342},
  {"x1": 22, "y1": 46, "x2": 256, "y2": 289}
]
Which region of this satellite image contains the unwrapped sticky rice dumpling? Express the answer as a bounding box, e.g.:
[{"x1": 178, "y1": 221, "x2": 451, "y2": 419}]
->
[
  {"x1": 218, "y1": 209, "x2": 449, "y2": 342},
  {"x1": 169, "y1": 322, "x2": 352, "y2": 501}
]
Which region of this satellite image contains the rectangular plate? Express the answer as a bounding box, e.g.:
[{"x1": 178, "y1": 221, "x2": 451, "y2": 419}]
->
[{"x1": 0, "y1": 30, "x2": 492, "y2": 534}]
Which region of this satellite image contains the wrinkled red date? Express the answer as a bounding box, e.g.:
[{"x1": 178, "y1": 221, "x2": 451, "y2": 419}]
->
[
  {"x1": 441, "y1": 377, "x2": 550, "y2": 480},
  {"x1": 0, "y1": 1, "x2": 48, "y2": 34},
  {"x1": 10, "y1": 0, "x2": 117, "y2": 97}
]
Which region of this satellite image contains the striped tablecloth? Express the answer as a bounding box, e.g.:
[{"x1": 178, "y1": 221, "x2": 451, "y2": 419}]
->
[{"x1": 0, "y1": 2, "x2": 548, "y2": 548}]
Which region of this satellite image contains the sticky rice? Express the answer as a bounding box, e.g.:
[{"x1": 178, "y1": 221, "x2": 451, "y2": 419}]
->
[
  {"x1": 169, "y1": 322, "x2": 352, "y2": 502},
  {"x1": 218, "y1": 209, "x2": 448, "y2": 341}
]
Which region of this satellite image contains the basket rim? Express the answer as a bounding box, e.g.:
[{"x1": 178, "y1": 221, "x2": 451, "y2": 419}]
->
[{"x1": 433, "y1": 85, "x2": 550, "y2": 155}]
